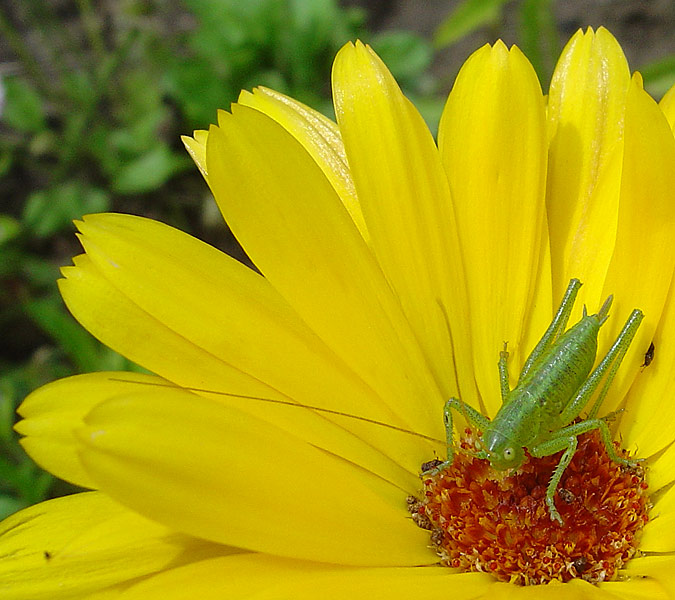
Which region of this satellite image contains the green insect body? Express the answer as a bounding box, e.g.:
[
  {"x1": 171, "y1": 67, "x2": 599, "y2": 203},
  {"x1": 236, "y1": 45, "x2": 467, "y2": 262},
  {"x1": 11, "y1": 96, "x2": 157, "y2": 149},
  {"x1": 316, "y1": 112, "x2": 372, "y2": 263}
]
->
[{"x1": 431, "y1": 278, "x2": 644, "y2": 524}]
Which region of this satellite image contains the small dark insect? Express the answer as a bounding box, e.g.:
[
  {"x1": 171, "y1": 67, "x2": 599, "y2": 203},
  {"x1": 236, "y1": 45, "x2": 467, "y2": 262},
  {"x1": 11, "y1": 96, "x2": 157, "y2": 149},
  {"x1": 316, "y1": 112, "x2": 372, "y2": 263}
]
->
[
  {"x1": 572, "y1": 556, "x2": 589, "y2": 574},
  {"x1": 43, "y1": 551, "x2": 52, "y2": 560},
  {"x1": 558, "y1": 488, "x2": 575, "y2": 504},
  {"x1": 421, "y1": 459, "x2": 443, "y2": 473},
  {"x1": 641, "y1": 342, "x2": 655, "y2": 370}
]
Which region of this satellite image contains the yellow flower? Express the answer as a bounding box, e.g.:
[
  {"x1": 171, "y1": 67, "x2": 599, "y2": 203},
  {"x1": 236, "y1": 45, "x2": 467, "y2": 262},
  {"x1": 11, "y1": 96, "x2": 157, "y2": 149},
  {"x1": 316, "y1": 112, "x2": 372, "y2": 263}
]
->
[{"x1": 3, "y1": 26, "x2": 675, "y2": 599}]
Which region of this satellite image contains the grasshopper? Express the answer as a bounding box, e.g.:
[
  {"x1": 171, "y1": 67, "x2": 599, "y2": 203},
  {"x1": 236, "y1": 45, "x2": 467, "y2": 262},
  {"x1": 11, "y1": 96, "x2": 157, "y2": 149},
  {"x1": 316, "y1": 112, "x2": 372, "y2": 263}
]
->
[{"x1": 430, "y1": 278, "x2": 644, "y2": 524}]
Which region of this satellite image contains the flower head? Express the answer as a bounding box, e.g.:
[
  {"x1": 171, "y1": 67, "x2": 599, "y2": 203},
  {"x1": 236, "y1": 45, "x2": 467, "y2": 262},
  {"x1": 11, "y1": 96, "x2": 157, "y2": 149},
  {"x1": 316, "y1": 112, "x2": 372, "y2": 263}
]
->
[{"x1": 3, "y1": 27, "x2": 675, "y2": 599}]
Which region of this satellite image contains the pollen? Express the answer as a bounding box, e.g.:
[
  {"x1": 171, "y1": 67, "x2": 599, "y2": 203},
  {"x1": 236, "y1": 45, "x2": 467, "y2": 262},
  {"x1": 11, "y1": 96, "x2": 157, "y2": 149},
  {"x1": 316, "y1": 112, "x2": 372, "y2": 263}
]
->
[{"x1": 413, "y1": 429, "x2": 650, "y2": 585}]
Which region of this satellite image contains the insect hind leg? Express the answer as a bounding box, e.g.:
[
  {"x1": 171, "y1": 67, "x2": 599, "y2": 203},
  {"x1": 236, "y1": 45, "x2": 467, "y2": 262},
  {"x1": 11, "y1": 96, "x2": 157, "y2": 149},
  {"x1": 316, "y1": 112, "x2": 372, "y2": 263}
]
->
[
  {"x1": 422, "y1": 398, "x2": 491, "y2": 474},
  {"x1": 561, "y1": 308, "x2": 644, "y2": 423},
  {"x1": 519, "y1": 279, "x2": 582, "y2": 381}
]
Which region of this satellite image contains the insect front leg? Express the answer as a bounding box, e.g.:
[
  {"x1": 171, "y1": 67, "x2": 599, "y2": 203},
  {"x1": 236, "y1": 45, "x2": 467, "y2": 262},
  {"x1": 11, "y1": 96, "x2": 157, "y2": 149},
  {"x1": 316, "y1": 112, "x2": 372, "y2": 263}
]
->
[
  {"x1": 533, "y1": 435, "x2": 577, "y2": 525},
  {"x1": 423, "y1": 398, "x2": 491, "y2": 474},
  {"x1": 530, "y1": 418, "x2": 640, "y2": 524}
]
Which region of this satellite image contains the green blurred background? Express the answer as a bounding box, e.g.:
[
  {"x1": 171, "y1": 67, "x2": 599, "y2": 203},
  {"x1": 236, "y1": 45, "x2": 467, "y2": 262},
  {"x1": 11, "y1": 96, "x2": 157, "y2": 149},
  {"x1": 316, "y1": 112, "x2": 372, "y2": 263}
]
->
[{"x1": 1, "y1": 0, "x2": 674, "y2": 518}]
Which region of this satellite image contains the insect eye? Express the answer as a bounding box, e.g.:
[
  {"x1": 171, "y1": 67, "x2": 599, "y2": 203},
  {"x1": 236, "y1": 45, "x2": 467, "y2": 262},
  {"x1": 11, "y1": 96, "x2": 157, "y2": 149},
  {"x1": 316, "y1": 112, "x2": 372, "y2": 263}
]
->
[{"x1": 503, "y1": 447, "x2": 514, "y2": 461}]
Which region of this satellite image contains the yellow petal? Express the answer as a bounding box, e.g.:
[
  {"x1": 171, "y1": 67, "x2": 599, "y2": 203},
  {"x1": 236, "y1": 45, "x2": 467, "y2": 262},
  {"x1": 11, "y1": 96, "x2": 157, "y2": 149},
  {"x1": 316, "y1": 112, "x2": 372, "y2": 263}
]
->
[
  {"x1": 599, "y1": 578, "x2": 669, "y2": 600},
  {"x1": 238, "y1": 87, "x2": 367, "y2": 240},
  {"x1": 621, "y1": 555, "x2": 675, "y2": 599},
  {"x1": 0, "y1": 492, "x2": 230, "y2": 600},
  {"x1": 118, "y1": 555, "x2": 492, "y2": 600},
  {"x1": 624, "y1": 277, "x2": 675, "y2": 456},
  {"x1": 118, "y1": 554, "x2": 341, "y2": 600},
  {"x1": 600, "y1": 74, "x2": 675, "y2": 415},
  {"x1": 478, "y1": 578, "x2": 612, "y2": 599},
  {"x1": 75, "y1": 385, "x2": 435, "y2": 566},
  {"x1": 648, "y1": 436, "x2": 675, "y2": 491},
  {"x1": 546, "y1": 27, "x2": 631, "y2": 305},
  {"x1": 659, "y1": 81, "x2": 675, "y2": 132},
  {"x1": 16, "y1": 371, "x2": 173, "y2": 489},
  {"x1": 206, "y1": 105, "x2": 442, "y2": 439},
  {"x1": 250, "y1": 569, "x2": 490, "y2": 600},
  {"x1": 638, "y1": 483, "x2": 675, "y2": 552},
  {"x1": 60, "y1": 215, "x2": 436, "y2": 492},
  {"x1": 332, "y1": 41, "x2": 476, "y2": 406},
  {"x1": 181, "y1": 129, "x2": 208, "y2": 178},
  {"x1": 438, "y1": 40, "x2": 549, "y2": 416}
]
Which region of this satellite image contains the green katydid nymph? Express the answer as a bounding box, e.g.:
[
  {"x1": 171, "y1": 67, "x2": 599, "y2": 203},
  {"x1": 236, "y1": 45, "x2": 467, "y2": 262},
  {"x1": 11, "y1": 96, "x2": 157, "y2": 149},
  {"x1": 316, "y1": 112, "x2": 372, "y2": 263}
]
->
[{"x1": 427, "y1": 278, "x2": 644, "y2": 524}]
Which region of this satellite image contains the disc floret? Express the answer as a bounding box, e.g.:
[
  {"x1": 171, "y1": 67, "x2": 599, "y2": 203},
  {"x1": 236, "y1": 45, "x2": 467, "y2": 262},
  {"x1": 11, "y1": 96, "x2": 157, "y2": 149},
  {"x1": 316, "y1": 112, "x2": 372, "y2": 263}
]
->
[{"x1": 414, "y1": 429, "x2": 650, "y2": 585}]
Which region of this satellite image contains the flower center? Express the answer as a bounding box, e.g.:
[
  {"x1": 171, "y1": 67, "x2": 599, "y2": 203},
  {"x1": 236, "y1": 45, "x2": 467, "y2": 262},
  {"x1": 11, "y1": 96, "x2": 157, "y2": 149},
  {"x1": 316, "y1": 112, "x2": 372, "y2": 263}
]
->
[{"x1": 410, "y1": 429, "x2": 650, "y2": 585}]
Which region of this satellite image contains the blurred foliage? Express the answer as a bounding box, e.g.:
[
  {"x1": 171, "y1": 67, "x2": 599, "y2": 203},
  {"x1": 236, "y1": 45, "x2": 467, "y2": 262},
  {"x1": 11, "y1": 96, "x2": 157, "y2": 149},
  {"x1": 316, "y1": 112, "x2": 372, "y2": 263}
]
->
[
  {"x1": 434, "y1": 0, "x2": 675, "y2": 94},
  {"x1": 0, "y1": 0, "x2": 435, "y2": 518},
  {"x1": 1, "y1": 0, "x2": 674, "y2": 520}
]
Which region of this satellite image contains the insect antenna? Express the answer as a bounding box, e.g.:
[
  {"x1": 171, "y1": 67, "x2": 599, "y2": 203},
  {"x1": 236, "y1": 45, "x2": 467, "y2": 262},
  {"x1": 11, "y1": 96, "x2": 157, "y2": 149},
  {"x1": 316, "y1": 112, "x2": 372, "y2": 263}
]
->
[{"x1": 107, "y1": 377, "x2": 444, "y2": 444}]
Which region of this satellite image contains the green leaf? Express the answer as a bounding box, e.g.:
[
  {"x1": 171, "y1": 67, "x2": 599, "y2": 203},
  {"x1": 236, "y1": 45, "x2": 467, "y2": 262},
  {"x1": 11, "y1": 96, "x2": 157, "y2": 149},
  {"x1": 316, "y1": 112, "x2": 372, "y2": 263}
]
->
[
  {"x1": 434, "y1": 0, "x2": 511, "y2": 48},
  {"x1": 0, "y1": 150, "x2": 13, "y2": 178},
  {"x1": 2, "y1": 77, "x2": 46, "y2": 133},
  {"x1": 0, "y1": 495, "x2": 25, "y2": 520},
  {"x1": 371, "y1": 31, "x2": 433, "y2": 86},
  {"x1": 23, "y1": 295, "x2": 103, "y2": 373},
  {"x1": 22, "y1": 182, "x2": 110, "y2": 238},
  {"x1": 112, "y1": 145, "x2": 190, "y2": 194},
  {"x1": 19, "y1": 255, "x2": 61, "y2": 287},
  {"x1": 641, "y1": 54, "x2": 675, "y2": 99},
  {"x1": 0, "y1": 215, "x2": 20, "y2": 246},
  {"x1": 518, "y1": 0, "x2": 559, "y2": 86}
]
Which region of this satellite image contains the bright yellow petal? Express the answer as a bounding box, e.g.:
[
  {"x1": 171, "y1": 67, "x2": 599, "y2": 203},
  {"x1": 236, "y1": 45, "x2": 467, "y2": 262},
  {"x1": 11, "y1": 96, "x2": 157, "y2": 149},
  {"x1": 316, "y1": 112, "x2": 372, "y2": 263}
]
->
[
  {"x1": 621, "y1": 555, "x2": 675, "y2": 599},
  {"x1": 118, "y1": 554, "x2": 341, "y2": 600},
  {"x1": 206, "y1": 105, "x2": 442, "y2": 439},
  {"x1": 0, "y1": 492, "x2": 230, "y2": 600},
  {"x1": 599, "y1": 579, "x2": 669, "y2": 600},
  {"x1": 477, "y1": 579, "x2": 614, "y2": 599},
  {"x1": 181, "y1": 129, "x2": 208, "y2": 178},
  {"x1": 59, "y1": 215, "x2": 435, "y2": 492},
  {"x1": 438, "y1": 40, "x2": 549, "y2": 416},
  {"x1": 117, "y1": 554, "x2": 492, "y2": 600},
  {"x1": 637, "y1": 482, "x2": 675, "y2": 552},
  {"x1": 75, "y1": 385, "x2": 435, "y2": 566},
  {"x1": 624, "y1": 276, "x2": 675, "y2": 456},
  {"x1": 237, "y1": 86, "x2": 367, "y2": 240},
  {"x1": 332, "y1": 41, "x2": 476, "y2": 406},
  {"x1": 546, "y1": 27, "x2": 631, "y2": 305},
  {"x1": 648, "y1": 436, "x2": 675, "y2": 491},
  {"x1": 600, "y1": 74, "x2": 675, "y2": 415},
  {"x1": 16, "y1": 371, "x2": 173, "y2": 489},
  {"x1": 659, "y1": 81, "x2": 675, "y2": 132},
  {"x1": 250, "y1": 569, "x2": 490, "y2": 600}
]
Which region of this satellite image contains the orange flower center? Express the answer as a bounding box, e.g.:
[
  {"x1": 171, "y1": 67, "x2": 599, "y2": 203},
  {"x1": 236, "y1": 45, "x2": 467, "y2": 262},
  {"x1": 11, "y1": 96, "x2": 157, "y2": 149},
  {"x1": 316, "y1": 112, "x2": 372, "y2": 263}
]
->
[{"x1": 410, "y1": 429, "x2": 650, "y2": 585}]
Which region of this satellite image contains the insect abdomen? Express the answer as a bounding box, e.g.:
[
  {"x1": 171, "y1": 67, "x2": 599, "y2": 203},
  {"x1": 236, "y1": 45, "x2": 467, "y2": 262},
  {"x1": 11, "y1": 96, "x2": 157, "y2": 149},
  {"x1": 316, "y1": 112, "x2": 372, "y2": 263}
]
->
[{"x1": 516, "y1": 316, "x2": 600, "y2": 417}]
